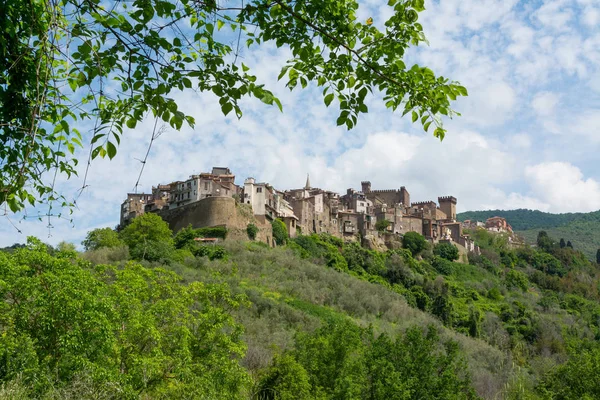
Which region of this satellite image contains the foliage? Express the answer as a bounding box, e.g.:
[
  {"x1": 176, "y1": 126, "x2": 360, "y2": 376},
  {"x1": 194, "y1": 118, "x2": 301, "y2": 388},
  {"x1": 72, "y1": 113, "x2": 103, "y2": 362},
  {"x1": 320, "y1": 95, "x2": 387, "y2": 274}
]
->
[
  {"x1": 272, "y1": 219, "x2": 288, "y2": 246},
  {"x1": 458, "y1": 209, "x2": 600, "y2": 260},
  {"x1": 247, "y1": 223, "x2": 259, "y2": 241},
  {"x1": 82, "y1": 227, "x2": 123, "y2": 251},
  {"x1": 434, "y1": 242, "x2": 460, "y2": 261},
  {"x1": 258, "y1": 321, "x2": 478, "y2": 400},
  {"x1": 505, "y1": 269, "x2": 529, "y2": 291},
  {"x1": 119, "y1": 213, "x2": 174, "y2": 262},
  {"x1": 402, "y1": 231, "x2": 428, "y2": 256},
  {"x1": 0, "y1": 237, "x2": 249, "y2": 398},
  {"x1": 537, "y1": 231, "x2": 554, "y2": 253},
  {"x1": 197, "y1": 226, "x2": 228, "y2": 240},
  {"x1": 1, "y1": 0, "x2": 465, "y2": 212},
  {"x1": 375, "y1": 218, "x2": 391, "y2": 232},
  {"x1": 432, "y1": 255, "x2": 454, "y2": 275},
  {"x1": 538, "y1": 345, "x2": 600, "y2": 399}
]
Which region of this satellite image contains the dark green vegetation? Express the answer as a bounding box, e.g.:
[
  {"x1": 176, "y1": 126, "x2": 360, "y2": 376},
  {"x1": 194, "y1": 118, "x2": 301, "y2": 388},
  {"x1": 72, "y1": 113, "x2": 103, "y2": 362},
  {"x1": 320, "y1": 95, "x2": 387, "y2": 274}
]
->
[
  {"x1": 3, "y1": 214, "x2": 600, "y2": 399},
  {"x1": 458, "y1": 209, "x2": 600, "y2": 260},
  {"x1": 1, "y1": 0, "x2": 466, "y2": 212}
]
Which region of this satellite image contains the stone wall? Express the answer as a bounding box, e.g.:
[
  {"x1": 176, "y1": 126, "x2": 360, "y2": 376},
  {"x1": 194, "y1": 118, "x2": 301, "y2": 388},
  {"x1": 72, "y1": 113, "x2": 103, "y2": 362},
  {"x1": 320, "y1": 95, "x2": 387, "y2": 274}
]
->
[{"x1": 158, "y1": 196, "x2": 272, "y2": 244}]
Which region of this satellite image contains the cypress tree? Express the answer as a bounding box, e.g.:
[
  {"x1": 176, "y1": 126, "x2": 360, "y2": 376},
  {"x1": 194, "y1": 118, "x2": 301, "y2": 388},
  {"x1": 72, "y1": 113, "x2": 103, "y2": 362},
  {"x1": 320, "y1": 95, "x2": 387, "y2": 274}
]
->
[{"x1": 560, "y1": 238, "x2": 566, "y2": 248}]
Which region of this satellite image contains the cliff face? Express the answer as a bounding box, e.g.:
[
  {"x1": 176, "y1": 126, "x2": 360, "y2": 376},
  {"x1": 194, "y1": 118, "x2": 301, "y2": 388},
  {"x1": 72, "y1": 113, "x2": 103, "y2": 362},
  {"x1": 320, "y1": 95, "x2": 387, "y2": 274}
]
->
[{"x1": 158, "y1": 197, "x2": 273, "y2": 244}]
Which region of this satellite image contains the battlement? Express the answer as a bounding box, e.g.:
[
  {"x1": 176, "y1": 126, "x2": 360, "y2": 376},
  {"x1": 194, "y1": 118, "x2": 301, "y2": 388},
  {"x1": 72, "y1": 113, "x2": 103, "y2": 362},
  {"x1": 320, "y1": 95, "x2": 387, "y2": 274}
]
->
[
  {"x1": 371, "y1": 189, "x2": 401, "y2": 193},
  {"x1": 411, "y1": 200, "x2": 436, "y2": 207},
  {"x1": 360, "y1": 181, "x2": 371, "y2": 185},
  {"x1": 438, "y1": 196, "x2": 457, "y2": 204}
]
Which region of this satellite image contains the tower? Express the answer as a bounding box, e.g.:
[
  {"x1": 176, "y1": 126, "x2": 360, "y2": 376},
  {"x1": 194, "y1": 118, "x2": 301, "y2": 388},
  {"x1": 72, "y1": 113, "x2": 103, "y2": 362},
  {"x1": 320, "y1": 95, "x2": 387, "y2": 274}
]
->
[
  {"x1": 400, "y1": 186, "x2": 410, "y2": 206},
  {"x1": 305, "y1": 174, "x2": 311, "y2": 189},
  {"x1": 361, "y1": 181, "x2": 371, "y2": 194},
  {"x1": 438, "y1": 196, "x2": 457, "y2": 221}
]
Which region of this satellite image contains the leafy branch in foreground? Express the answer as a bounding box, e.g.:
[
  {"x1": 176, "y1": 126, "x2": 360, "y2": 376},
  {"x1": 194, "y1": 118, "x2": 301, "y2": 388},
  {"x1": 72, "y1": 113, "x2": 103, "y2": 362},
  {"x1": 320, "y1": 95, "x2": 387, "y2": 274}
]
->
[{"x1": 0, "y1": 0, "x2": 466, "y2": 212}]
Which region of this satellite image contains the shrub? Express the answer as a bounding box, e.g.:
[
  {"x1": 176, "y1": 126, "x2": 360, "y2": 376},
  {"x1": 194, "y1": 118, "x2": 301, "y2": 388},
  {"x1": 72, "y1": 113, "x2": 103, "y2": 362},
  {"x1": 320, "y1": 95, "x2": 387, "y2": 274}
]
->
[
  {"x1": 432, "y1": 256, "x2": 454, "y2": 275},
  {"x1": 246, "y1": 223, "x2": 259, "y2": 240},
  {"x1": 402, "y1": 231, "x2": 428, "y2": 256},
  {"x1": 82, "y1": 227, "x2": 123, "y2": 251},
  {"x1": 272, "y1": 219, "x2": 288, "y2": 246},
  {"x1": 119, "y1": 213, "x2": 174, "y2": 261},
  {"x1": 196, "y1": 226, "x2": 228, "y2": 239},
  {"x1": 0, "y1": 239, "x2": 250, "y2": 398},
  {"x1": 505, "y1": 269, "x2": 529, "y2": 291},
  {"x1": 82, "y1": 245, "x2": 130, "y2": 264},
  {"x1": 375, "y1": 219, "x2": 391, "y2": 232},
  {"x1": 434, "y1": 242, "x2": 460, "y2": 261}
]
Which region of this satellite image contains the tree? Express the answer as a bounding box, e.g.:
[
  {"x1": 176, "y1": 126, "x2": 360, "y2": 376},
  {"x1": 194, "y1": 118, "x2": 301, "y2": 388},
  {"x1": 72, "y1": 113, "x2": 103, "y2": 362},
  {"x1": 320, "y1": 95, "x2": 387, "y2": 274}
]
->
[
  {"x1": 567, "y1": 240, "x2": 573, "y2": 249},
  {"x1": 433, "y1": 242, "x2": 459, "y2": 261},
  {"x1": 537, "y1": 231, "x2": 554, "y2": 253},
  {"x1": 375, "y1": 219, "x2": 391, "y2": 232},
  {"x1": 0, "y1": 237, "x2": 250, "y2": 397},
  {"x1": 560, "y1": 238, "x2": 566, "y2": 248},
  {"x1": 403, "y1": 231, "x2": 427, "y2": 256},
  {"x1": 596, "y1": 248, "x2": 600, "y2": 265},
  {"x1": 82, "y1": 227, "x2": 123, "y2": 251},
  {"x1": 119, "y1": 213, "x2": 174, "y2": 261},
  {"x1": 272, "y1": 218, "x2": 288, "y2": 246},
  {"x1": 1, "y1": 0, "x2": 466, "y2": 212},
  {"x1": 246, "y1": 223, "x2": 259, "y2": 241}
]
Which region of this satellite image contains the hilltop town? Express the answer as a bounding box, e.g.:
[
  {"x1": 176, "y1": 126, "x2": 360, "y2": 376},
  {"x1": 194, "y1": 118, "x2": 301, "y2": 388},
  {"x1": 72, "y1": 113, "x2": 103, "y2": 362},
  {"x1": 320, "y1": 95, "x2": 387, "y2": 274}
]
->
[{"x1": 120, "y1": 167, "x2": 514, "y2": 253}]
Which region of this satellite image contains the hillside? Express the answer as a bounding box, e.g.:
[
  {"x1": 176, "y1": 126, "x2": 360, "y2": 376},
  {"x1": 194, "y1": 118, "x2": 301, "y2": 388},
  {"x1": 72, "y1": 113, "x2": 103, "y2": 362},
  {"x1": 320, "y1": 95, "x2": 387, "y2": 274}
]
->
[
  {"x1": 4, "y1": 216, "x2": 600, "y2": 399},
  {"x1": 458, "y1": 209, "x2": 600, "y2": 259}
]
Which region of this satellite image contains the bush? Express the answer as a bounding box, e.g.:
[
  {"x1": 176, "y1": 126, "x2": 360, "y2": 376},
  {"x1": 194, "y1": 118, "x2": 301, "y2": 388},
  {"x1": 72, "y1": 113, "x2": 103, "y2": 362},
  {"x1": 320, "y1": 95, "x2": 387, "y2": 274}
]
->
[
  {"x1": 119, "y1": 213, "x2": 174, "y2": 261},
  {"x1": 402, "y1": 231, "x2": 428, "y2": 256},
  {"x1": 505, "y1": 269, "x2": 529, "y2": 291},
  {"x1": 196, "y1": 226, "x2": 228, "y2": 239},
  {"x1": 434, "y1": 242, "x2": 460, "y2": 261},
  {"x1": 0, "y1": 239, "x2": 250, "y2": 398},
  {"x1": 246, "y1": 223, "x2": 259, "y2": 240},
  {"x1": 375, "y1": 219, "x2": 391, "y2": 232},
  {"x1": 272, "y1": 219, "x2": 288, "y2": 246},
  {"x1": 82, "y1": 227, "x2": 123, "y2": 251},
  {"x1": 432, "y1": 256, "x2": 454, "y2": 275},
  {"x1": 82, "y1": 245, "x2": 130, "y2": 264}
]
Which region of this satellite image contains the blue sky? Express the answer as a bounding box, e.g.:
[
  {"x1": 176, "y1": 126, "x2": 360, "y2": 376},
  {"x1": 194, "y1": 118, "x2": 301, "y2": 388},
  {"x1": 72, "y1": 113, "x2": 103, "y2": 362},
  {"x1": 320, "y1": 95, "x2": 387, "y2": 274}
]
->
[{"x1": 1, "y1": 0, "x2": 600, "y2": 247}]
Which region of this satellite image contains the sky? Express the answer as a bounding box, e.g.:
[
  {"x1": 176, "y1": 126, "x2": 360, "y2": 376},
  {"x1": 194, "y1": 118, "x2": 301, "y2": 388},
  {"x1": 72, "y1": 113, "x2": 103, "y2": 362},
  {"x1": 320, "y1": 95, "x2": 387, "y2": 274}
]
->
[{"x1": 1, "y1": 0, "x2": 600, "y2": 247}]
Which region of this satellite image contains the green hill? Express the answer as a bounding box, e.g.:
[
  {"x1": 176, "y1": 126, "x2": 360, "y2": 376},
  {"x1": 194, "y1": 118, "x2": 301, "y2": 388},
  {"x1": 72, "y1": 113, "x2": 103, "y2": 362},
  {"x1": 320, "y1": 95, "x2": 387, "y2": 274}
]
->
[
  {"x1": 4, "y1": 217, "x2": 600, "y2": 399},
  {"x1": 458, "y1": 209, "x2": 600, "y2": 260}
]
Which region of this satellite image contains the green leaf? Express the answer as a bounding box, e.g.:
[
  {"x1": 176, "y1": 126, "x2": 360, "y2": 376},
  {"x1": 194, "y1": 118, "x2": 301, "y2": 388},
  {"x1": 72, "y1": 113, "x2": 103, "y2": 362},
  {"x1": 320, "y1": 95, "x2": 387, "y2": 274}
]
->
[
  {"x1": 217, "y1": 20, "x2": 225, "y2": 31},
  {"x1": 424, "y1": 121, "x2": 432, "y2": 132},
  {"x1": 412, "y1": 111, "x2": 418, "y2": 123},
  {"x1": 107, "y1": 141, "x2": 117, "y2": 159},
  {"x1": 221, "y1": 102, "x2": 233, "y2": 116},
  {"x1": 324, "y1": 93, "x2": 334, "y2": 107},
  {"x1": 126, "y1": 119, "x2": 137, "y2": 129}
]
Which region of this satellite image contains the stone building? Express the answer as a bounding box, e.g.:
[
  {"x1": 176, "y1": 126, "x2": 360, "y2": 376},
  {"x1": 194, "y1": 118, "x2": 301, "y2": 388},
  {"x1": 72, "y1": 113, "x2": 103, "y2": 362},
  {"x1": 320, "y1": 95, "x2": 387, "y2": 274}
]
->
[
  {"x1": 120, "y1": 192, "x2": 153, "y2": 227},
  {"x1": 486, "y1": 216, "x2": 513, "y2": 233},
  {"x1": 170, "y1": 167, "x2": 238, "y2": 209}
]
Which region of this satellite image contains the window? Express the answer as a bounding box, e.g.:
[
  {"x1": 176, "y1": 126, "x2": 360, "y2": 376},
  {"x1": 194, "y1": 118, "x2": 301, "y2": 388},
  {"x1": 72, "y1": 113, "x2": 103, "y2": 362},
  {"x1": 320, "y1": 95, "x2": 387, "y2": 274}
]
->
[
  {"x1": 257, "y1": 187, "x2": 262, "y2": 193},
  {"x1": 204, "y1": 182, "x2": 209, "y2": 190}
]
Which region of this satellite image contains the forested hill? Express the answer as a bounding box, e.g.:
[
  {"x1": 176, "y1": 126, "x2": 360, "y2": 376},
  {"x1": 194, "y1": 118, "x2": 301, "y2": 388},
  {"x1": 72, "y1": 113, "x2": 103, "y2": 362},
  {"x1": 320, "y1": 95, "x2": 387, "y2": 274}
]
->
[
  {"x1": 458, "y1": 209, "x2": 600, "y2": 260},
  {"x1": 457, "y1": 209, "x2": 600, "y2": 231}
]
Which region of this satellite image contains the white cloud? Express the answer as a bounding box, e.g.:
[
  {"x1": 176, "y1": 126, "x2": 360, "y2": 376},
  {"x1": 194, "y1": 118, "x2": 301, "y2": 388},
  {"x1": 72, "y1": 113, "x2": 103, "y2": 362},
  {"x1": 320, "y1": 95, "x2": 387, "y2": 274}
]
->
[
  {"x1": 3, "y1": 0, "x2": 600, "y2": 246},
  {"x1": 525, "y1": 162, "x2": 600, "y2": 212},
  {"x1": 532, "y1": 91, "x2": 560, "y2": 116}
]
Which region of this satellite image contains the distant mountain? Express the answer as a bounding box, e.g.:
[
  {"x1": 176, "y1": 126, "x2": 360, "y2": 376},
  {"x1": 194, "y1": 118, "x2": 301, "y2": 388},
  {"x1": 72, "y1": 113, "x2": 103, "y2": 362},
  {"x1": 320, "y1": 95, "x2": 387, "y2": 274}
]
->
[{"x1": 457, "y1": 209, "x2": 600, "y2": 260}]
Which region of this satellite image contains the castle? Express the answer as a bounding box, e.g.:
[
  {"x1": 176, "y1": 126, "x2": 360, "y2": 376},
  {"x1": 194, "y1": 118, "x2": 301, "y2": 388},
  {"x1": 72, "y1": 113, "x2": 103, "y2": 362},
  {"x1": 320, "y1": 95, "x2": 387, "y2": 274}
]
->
[{"x1": 120, "y1": 167, "x2": 478, "y2": 251}]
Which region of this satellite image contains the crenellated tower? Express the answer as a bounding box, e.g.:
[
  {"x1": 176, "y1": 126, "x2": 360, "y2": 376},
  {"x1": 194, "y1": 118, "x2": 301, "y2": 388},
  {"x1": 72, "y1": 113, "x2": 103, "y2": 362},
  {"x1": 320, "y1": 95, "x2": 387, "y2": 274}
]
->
[{"x1": 438, "y1": 196, "x2": 457, "y2": 221}]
